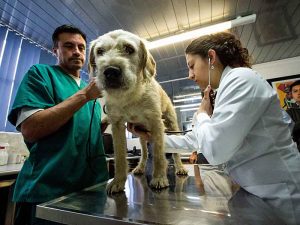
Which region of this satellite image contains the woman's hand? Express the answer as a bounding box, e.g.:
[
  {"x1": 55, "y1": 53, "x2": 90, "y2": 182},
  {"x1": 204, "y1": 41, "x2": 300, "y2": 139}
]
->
[
  {"x1": 189, "y1": 151, "x2": 198, "y2": 164},
  {"x1": 127, "y1": 123, "x2": 152, "y2": 141},
  {"x1": 197, "y1": 85, "x2": 213, "y2": 116}
]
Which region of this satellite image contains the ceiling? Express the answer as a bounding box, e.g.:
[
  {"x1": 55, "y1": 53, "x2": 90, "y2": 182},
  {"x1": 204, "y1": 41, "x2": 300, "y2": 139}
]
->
[{"x1": 1, "y1": 0, "x2": 300, "y2": 98}]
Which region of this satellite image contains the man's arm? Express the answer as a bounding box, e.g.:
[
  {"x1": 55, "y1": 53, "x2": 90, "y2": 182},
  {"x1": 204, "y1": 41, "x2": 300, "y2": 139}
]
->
[{"x1": 21, "y1": 80, "x2": 102, "y2": 142}]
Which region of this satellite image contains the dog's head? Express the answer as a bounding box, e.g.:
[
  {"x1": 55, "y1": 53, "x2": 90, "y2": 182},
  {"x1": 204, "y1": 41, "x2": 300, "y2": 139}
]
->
[{"x1": 88, "y1": 30, "x2": 156, "y2": 94}]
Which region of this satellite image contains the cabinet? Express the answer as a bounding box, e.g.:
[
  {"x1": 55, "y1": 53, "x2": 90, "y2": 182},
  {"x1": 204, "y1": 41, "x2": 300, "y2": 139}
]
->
[{"x1": 0, "y1": 164, "x2": 22, "y2": 225}]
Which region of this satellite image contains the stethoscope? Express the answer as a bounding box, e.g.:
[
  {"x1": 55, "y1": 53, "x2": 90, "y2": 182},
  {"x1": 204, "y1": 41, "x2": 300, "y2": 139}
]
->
[{"x1": 86, "y1": 99, "x2": 105, "y2": 175}]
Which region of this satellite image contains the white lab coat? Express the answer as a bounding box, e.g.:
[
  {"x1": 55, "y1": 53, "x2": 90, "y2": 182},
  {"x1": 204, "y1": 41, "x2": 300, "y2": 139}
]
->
[{"x1": 165, "y1": 66, "x2": 300, "y2": 221}]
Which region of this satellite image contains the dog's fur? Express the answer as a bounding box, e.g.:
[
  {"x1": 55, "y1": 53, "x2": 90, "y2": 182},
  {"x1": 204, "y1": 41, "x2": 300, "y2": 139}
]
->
[{"x1": 89, "y1": 30, "x2": 187, "y2": 194}]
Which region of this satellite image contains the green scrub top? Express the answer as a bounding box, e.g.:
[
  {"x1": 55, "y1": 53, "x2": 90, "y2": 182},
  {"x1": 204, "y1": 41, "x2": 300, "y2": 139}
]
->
[{"x1": 8, "y1": 64, "x2": 109, "y2": 203}]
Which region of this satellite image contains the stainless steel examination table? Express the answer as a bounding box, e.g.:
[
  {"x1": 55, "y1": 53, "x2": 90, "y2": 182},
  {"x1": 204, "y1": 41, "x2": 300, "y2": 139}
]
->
[{"x1": 36, "y1": 165, "x2": 298, "y2": 225}]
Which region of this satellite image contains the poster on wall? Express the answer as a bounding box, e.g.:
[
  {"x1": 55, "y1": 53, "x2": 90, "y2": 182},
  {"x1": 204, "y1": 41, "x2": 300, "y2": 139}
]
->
[{"x1": 267, "y1": 74, "x2": 300, "y2": 110}]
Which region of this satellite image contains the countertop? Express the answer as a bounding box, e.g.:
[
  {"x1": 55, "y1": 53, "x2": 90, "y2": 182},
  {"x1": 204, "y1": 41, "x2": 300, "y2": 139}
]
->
[
  {"x1": 0, "y1": 163, "x2": 23, "y2": 176},
  {"x1": 106, "y1": 155, "x2": 140, "y2": 161},
  {"x1": 36, "y1": 164, "x2": 299, "y2": 225}
]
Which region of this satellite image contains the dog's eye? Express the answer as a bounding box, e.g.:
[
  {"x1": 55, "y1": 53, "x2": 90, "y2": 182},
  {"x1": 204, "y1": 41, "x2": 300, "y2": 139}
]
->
[
  {"x1": 96, "y1": 48, "x2": 105, "y2": 56},
  {"x1": 124, "y1": 45, "x2": 135, "y2": 55}
]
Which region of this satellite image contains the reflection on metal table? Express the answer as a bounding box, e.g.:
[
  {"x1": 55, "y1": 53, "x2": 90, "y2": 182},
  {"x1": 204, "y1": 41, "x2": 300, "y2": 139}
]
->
[{"x1": 36, "y1": 165, "x2": 298, "y2": 225}]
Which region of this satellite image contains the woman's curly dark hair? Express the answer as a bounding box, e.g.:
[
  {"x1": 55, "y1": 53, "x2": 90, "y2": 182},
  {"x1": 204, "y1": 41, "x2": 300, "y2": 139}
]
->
[{"x1": 185, "y1": 32, "x2": 251, "y2": 68}]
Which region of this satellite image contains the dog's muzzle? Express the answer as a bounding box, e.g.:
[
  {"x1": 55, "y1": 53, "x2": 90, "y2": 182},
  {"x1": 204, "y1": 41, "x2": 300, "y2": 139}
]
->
[{"x1": 103, "y1": 66, "x2": 123, "y2": 89}]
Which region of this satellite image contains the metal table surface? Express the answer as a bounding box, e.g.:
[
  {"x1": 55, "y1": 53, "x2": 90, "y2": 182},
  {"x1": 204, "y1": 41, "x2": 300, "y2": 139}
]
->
[{"x1": 36, "y1": 165, "x2": 298, "y2": 225}]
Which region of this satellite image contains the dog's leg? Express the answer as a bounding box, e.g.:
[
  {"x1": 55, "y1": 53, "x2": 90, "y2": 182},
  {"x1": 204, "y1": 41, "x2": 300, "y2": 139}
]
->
[
  {"x1": 163, "y1": 105, "x2": 188, "y2": 176},
  {"x1": 173, "y1": 153, "x2": 188, "y2": 175},
  {"x1": 132, "y1": 138, "x2": 147, "y2": 175},
  {"x1": 150, "y1": 122, "x2": 169, "y2": 189},
  {"x1": 106, "y1": 121, "x2": 128, "y2": 194}
]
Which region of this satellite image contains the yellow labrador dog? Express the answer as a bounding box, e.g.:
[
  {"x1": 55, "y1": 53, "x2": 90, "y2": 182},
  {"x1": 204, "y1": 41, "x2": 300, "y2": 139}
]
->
[{"x1": 89, "y1": 30, "x2": 187, "y2": 194}]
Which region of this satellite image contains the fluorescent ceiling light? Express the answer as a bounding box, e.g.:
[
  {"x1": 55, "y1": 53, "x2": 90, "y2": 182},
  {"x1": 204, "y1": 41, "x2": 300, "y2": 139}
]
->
[
  {"x1": 173, "y1": 96, "x2": 201, "y2": 103},
  {"x1": 174, "y1": 93, "x2": 201, "y2": 99},
  {"x1": 174, "y1": 103, "x2": 199, "y2": 109},
  {"x1": 180, "y1": 107, "x2": 199, "y2": 112},
  {"x1": 147, "y1": 14, "x2": 256, "y2": 49}
]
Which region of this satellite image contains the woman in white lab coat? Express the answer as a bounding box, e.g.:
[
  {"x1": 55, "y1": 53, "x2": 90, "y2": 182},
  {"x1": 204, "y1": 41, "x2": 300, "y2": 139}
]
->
[{"x1": 128, "y1": 32, "x2": 300, "y2": 223}]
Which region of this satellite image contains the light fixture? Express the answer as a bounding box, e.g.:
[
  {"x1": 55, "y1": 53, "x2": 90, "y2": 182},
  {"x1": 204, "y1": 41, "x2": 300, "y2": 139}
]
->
[
  {"x1": 180, "y1": 107, "x2": 199, "y2": 112},
  {"x1": 174, "y1": 103, "x2": 199, "y2": 109},
  {"x1": 173, "y1": 96, "x2": 201, "y2": 103},
  {"x1": 147, "y1": 14, "x2": 256, "y2": 49},
  {"x1": 174, "y1": 93, "x2": 201, "y2": 99}
]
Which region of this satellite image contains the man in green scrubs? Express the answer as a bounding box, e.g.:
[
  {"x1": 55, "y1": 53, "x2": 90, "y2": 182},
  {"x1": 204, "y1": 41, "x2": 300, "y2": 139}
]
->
[{"x1": 8, "y1": 25, "x2": 109, "y2": 225}]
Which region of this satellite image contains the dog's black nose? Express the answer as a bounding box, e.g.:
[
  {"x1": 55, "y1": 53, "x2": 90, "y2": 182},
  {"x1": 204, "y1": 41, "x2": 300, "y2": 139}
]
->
[{"x1": 103, "y1": 66, "x2": 121, "y2": 79}]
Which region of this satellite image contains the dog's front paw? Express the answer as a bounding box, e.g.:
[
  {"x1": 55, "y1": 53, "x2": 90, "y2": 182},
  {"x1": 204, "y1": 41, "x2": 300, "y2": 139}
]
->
[
  {"x1": 150, "y1": 176, "x2": 169, "y2": 189},
  {"x1": 132, "y1": 165, "x2": 145, "y2": 175},
  {"x1": 106, "y1": 178, "x2": 126, "y2": 194},
  {"x1": 176, "y1": 167, "x2": 188, "y2": 176}
]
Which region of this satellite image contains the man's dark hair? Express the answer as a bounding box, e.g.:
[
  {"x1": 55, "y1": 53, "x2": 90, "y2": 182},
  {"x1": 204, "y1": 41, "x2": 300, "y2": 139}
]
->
[
  {"x1": 290, "y1": 80, "x2": 300, "y2": 92},
  {"x1": 52, "y1": 24, "x2": 87, "y2": 47}
]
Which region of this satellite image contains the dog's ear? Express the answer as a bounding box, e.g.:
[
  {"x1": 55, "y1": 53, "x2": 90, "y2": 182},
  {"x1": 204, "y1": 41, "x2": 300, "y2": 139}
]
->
[
  {"x1": 88, "y1": 40, "x2": 97, "y2": 78},
  {"x1": 140, "y1": 40, "x2": 156, "y2": 81}
]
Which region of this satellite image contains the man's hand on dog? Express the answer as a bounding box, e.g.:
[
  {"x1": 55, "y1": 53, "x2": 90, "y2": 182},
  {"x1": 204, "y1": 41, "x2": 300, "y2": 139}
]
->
[
  {"x1": 81, "y1": 77, "x2": 104, "y2": 100},
  {"x1": 127, "y1": 123, "x2": 151, "y2": 141}
]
